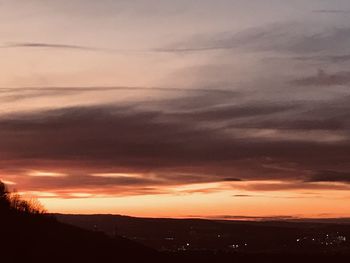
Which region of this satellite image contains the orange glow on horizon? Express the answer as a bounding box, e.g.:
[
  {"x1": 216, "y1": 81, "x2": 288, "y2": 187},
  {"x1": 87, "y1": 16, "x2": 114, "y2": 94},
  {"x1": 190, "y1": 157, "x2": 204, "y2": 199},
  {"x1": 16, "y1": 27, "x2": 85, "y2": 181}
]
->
[{"x1": 36, "y1": 186, "x2": 350, "y2": 219}]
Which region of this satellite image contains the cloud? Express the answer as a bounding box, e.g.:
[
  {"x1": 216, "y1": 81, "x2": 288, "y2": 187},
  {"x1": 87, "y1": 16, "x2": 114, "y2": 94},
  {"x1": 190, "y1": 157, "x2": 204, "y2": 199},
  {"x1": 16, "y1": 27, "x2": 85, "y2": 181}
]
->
[
  {"x1": 168, "y1": 103, "x2": 297, "y2": 122},
  {"x1": 242, "y1": 181, "x2": 350, "y2": 192},
  {"x1": 0, "y1": 86, "x2": 239, "y2": 103},
  {"x1": 234, "y1": 97, "x2": 350, "y2": 133},
  {"x1": 313, "y1": 10, "x2": 350, "y2": 14},
  {"x1": 159, "y1": 22, "x2": 350, "y2": 55},
  {"x1": 0, "y1": 104, "x2": 239, "y2": 169},
  {"x1": 1, "y1": 91, "x2": 350, "y2": 194},
  {"x1": 308, "y1": 170, "x2": 350, "y2": 183},
  {"x1": 223, "y1": 178, "x2": 242, "y2": 182},
  {"x1": 1, "y1": 42, "x2": 98, "y2": 51},
  {"x1": 19, "y1": 174, "x2": 163, "y2": 191},
  {"x1": 293, "y1": 54, "x2": 350, "y2": 63},
  {"x1": 232, "y1": 194, "x2": 319, "y2": 199},
  {"x1": 0, "y1": 42, "x2": 149, "y2": 53},
  {"x1": 232, "y1": 194, "x2": 253, "y2": 197},
  {"x1": 291, "y1": 69, "x2": 350, "y2": 86}
]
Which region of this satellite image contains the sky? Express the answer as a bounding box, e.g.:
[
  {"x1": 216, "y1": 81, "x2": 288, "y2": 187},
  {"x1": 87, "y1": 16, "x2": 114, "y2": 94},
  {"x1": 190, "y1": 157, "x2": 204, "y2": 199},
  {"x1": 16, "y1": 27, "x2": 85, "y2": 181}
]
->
[{"x1": 1, "y1": 0, "x2": 350, "y2": 218}]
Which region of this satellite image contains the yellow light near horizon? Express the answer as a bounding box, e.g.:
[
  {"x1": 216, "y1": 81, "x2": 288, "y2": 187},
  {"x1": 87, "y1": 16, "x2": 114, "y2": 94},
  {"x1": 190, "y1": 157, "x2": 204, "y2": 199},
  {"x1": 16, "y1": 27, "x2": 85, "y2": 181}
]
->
[
  {"x1": 91, "y1": 173, "x2": 144, "y2": 178},
  {"x1": 69, "y1": 193, "x2": 93, "y2": 198},
  {"x1": 28, "y1": 171, "x2": 67, "y2": 177},
  {"x1": 19, "y1": 191, "x2": 59, "y2": 198}
]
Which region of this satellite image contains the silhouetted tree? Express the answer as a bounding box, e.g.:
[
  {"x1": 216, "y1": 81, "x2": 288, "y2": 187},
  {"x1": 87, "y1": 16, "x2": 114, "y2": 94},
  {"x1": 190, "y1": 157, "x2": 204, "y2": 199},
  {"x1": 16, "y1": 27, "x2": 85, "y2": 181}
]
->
[
  {"x1": 0, "y1": 180, "x2": 46, "y2": 215},
  {"x1": 0, "y1": 181, "x2": 10, "y2": 210}
]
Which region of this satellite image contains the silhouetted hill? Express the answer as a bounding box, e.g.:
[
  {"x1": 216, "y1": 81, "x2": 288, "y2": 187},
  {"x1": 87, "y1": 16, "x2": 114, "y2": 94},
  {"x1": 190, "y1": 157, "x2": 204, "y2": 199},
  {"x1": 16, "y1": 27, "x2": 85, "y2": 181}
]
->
[
  {"x1": 2, "y1": 209, "x2": 350, "y2": 263},
  {"x1": 5, "y1": 211, "x2": 350, "y2": 263},
  {"x1": 0, "y1": 211, "x2": 162, "y2": 263},
  {"x1": 0, "y1": 182, "x2": 160, "y2": 263}
]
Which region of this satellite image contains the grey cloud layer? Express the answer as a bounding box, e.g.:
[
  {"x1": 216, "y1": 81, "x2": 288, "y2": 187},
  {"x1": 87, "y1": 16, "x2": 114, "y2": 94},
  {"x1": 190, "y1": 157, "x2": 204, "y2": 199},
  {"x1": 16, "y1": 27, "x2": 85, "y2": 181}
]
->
[
  {"x1": 313, "y1": 10, "x2": 350, "y2": 14},
  {"x1": 309, "y1": 171, "x2": 350, "y2": 183},
  {"x1": 0, "y1": 87, "x2": 239, "y2": 106},
  {"x1": 1, "y1": 90, "x2": 350, "y2": 193},
  {"x1": 160, "y1": 22, "x2": 350, "y2": 55},
  {"x1": 291, "y1": 70, "x2": 350, "y2": 86}
]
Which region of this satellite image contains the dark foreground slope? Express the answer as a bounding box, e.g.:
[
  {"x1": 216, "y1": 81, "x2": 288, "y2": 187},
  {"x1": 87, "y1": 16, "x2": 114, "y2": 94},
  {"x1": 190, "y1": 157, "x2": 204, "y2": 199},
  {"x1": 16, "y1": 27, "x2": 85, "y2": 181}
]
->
[
  {"x1": 0, "y1": 211, "x2": 160, "y2": 263},
  {"x1": 0, "y1": 181, "x2": 162, "y2": 262},
  {"x1": 2, "y1": 210, "x2": 350, "y2": 263}
]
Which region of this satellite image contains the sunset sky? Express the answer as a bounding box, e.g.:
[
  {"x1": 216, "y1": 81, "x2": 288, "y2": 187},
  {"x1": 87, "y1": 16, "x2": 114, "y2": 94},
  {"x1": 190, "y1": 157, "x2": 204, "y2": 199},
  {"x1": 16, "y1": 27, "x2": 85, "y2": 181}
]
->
[{"x1": 1, "y1": 0, "x2": 350, "y2": 218}]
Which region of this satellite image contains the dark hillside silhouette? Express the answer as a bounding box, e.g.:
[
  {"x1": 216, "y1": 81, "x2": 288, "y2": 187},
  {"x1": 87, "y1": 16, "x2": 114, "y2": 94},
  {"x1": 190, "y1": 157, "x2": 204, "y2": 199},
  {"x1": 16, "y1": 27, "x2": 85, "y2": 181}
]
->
[{"x1": 0, "y1": 181, "x2": 160, "y2": 263}]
